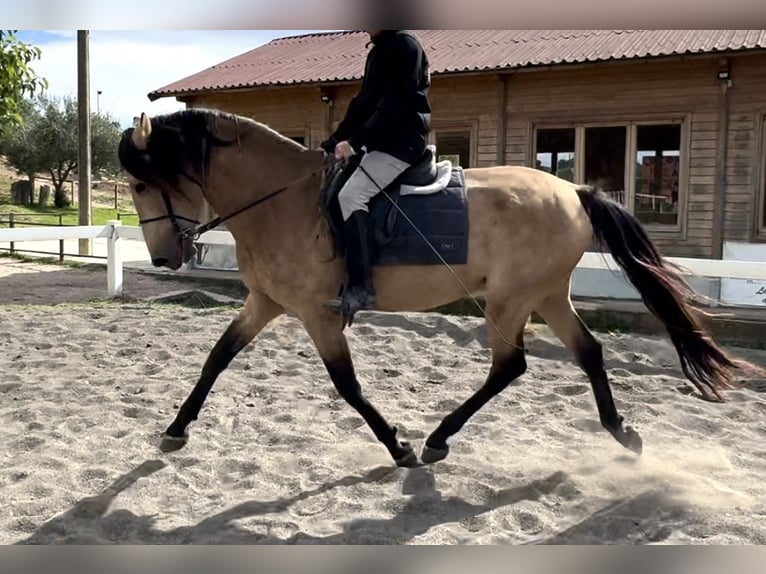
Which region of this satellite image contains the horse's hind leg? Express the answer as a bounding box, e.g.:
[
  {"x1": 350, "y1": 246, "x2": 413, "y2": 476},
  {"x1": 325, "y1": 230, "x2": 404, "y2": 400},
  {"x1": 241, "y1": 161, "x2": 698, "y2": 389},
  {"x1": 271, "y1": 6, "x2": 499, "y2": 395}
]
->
[
  {"x1": 160, "y1": 291, "x2": 284, "y2": 452},
  {"x1": 535, "y1": 287, "x2": 642, "y2": 454},
  {"x1": 422, "y1": 304, "x2": 529, "y2": 464},
  {"x1": 302, "y1": 312, "x2": 419, "y2": 468}
]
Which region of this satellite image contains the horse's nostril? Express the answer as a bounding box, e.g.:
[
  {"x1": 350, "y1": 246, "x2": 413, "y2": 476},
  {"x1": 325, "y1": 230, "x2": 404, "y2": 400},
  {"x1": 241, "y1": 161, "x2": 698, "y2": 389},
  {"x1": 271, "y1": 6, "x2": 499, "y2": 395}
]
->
[{"x1": 152, "y1": 257, "x2": 169, "y2": 267}]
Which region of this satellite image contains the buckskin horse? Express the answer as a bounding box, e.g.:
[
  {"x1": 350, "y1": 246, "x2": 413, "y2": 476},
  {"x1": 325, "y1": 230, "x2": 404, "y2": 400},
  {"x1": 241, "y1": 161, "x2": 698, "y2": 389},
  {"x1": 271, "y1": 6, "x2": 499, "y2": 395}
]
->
[{"x1": 117, "y1": 108, "x2": 757, "y2": 468}]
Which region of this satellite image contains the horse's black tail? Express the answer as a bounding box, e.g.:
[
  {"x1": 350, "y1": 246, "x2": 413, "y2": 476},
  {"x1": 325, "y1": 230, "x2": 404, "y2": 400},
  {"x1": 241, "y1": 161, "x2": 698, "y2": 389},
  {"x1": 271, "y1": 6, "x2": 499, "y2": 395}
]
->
[{"x1": 575, "y1": 185, "x2": 759, "y2": 401}]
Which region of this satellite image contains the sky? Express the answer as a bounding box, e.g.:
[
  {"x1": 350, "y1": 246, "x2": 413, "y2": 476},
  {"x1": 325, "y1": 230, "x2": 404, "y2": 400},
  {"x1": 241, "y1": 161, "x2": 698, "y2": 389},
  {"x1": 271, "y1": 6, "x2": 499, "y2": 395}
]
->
[{"x1": 16, "y1": 30, "x2": 334, "y2": 129}]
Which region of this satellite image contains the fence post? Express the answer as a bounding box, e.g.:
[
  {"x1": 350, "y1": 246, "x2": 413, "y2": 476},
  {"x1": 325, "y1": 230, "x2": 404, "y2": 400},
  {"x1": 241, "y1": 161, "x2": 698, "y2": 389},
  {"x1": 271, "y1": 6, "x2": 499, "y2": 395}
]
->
[
  {"x1": 58, "y1": 214, "x2": 64, "y2": 263},
  {"x1": 107, "y1": 219, "x2": 124, "y2": 297},
  {"x1": 8, "y1": 213, "x2": 14, "y2": 255}
]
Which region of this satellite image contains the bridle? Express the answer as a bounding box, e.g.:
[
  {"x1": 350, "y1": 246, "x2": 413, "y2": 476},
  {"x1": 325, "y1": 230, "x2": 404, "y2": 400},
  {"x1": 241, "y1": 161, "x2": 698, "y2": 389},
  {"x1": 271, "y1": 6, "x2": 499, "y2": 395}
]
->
[
  {"x1": 137, "y1": 168, "x2": 323, "y2": 241},
  {"x1": 138, "y1": 189, "x2": 201, "y2": 238}
]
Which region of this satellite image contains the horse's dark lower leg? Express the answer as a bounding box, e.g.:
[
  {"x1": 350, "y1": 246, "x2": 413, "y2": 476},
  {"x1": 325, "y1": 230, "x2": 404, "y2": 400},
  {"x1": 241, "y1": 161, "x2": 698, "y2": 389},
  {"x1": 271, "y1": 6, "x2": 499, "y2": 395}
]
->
[
  {"x1": 323, "y1": 359, "x2": 419, "y2": 467},
  {"x1": 304, "y1": 313, "x2": 418, "y2": 467},
  {"x1": 160, "y1": 292, "x2": 283, "y2": 452},
  {"x1": 537, "y1": 289, "x2": 642, "y2": 454},
  {"x1": 422, "y1": 331, "x2": 527, "y2": 464},
  {"x1": 160, "y1": 320, "x2": 251, "y2": 449},
  {"x1": 573, "y1": 318, "x2": 642, "y2": 453}
]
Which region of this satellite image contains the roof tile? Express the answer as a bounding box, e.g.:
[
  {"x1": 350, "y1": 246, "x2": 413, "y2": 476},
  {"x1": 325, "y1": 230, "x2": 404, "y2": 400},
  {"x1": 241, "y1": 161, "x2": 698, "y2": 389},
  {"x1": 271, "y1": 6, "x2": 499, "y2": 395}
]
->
[{"x1": 148, "y1": 29, "x2": 766, "y2": 100}]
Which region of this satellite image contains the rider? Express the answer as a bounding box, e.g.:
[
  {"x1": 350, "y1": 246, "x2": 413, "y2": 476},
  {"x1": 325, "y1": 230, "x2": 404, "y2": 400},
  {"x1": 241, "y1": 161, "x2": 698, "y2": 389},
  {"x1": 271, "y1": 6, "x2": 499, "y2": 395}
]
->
[{"x1": 321, "y1": 29, "x2": 433, "y2": 317}]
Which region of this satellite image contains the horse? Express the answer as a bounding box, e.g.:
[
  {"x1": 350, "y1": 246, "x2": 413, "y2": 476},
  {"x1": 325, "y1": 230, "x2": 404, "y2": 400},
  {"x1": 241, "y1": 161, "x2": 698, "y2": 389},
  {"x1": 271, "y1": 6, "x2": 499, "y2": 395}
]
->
[{"x1": 116, "y1": 108, "x2": 759, "y2": 469}]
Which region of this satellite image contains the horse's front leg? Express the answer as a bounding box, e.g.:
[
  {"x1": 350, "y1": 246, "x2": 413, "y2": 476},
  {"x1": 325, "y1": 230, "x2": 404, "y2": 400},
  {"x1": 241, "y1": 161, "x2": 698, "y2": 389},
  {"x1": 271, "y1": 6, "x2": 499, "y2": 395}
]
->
[
  {"x1": 160, "y1": 291, "x2": 284, "y2": 452},
  {"x1": 302, "y1": 311, "x2": 419, "y2": 468}
]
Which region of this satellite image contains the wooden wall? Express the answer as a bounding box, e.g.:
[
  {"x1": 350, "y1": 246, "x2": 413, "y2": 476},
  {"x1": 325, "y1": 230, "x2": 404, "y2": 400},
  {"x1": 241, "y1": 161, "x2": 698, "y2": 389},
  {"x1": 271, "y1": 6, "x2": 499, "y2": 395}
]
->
[
  {"x1": 181, "y1": 52, "x2": 766, "y2": 258},
  {"x1": 504, "y1": 57, "x2": 720, "y2": 256},
  {"x1": 185, "y1": 86, "x2": 329, "y2": 149},
  {"x1": 725, "y1": 54, "x2": 766, "y2": 243}
]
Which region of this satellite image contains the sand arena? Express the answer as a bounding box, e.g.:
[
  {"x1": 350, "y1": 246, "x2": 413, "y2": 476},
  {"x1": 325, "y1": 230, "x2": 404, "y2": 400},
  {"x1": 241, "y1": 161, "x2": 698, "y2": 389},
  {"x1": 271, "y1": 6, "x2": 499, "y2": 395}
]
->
[{"x1": 1, "y1": 259, "x2": 765, "y2": 544}]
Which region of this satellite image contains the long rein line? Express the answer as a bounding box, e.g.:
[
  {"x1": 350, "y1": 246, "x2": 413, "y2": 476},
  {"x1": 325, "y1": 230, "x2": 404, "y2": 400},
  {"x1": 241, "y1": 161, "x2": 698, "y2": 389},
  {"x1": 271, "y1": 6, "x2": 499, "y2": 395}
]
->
[{"x1": 180, "y1": 169, "x2": 321, "y2": 240}]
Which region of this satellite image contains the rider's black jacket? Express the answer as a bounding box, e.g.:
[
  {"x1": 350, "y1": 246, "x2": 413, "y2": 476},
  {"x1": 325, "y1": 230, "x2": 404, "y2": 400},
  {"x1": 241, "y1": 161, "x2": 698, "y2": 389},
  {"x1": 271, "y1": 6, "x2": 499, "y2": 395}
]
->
[{"x1": 321, "y1": 30, "x2": 432, "y2": 165}]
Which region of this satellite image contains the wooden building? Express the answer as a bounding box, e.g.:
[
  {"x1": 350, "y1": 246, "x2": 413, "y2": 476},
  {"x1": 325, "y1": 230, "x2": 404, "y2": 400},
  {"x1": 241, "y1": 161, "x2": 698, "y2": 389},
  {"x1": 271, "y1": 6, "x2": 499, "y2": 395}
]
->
[{"x1": 149, "y1": 30, "x2": 766, "y2": 259}]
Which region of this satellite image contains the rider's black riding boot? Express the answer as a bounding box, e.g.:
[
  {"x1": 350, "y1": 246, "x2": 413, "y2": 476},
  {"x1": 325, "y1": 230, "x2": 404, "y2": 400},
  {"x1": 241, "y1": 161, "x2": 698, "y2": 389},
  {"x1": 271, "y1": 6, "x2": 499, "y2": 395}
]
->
[{"x1": 326, "y1": 209, "x2": 377, "y2": 318}]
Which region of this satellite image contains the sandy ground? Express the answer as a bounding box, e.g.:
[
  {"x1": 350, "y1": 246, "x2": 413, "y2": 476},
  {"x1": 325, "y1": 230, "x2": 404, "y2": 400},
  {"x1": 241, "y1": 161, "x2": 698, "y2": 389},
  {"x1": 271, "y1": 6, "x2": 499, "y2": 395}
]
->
[{"x1": 2, "y1": 259, "x2": 766, "y2": 545}]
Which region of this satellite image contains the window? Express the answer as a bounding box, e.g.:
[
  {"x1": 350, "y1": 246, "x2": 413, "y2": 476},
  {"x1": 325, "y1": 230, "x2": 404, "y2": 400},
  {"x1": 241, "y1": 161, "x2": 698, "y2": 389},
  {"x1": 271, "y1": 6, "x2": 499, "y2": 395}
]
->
[
  {"x1": 532, "y1": 120, "x2": 684, "y2": 228},
  {"x1": 435, "y1": 130, "x2": 472, "y2": 168},
  {"x1": 584, "y1": 126, "x2": 627, "y2": 204},
  {"x1": 535, "y1": 128, "x2": 575, "y2": 182},
  {"x1": 282, "y1": 129, "x2": 308, "y2": 147},
  {"x1": 634, "y1": 124, "x2": 681, "y2": 226},
  {"x1": 760, "y1": 116, "x2": 766, "y2": 233}
]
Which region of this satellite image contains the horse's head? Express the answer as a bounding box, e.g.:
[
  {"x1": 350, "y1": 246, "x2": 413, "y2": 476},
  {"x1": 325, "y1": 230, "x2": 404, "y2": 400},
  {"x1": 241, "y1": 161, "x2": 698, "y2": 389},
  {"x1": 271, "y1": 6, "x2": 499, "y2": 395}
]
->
[{"x1": 117, "y1": 111, "x2": 223, "y2": 270}]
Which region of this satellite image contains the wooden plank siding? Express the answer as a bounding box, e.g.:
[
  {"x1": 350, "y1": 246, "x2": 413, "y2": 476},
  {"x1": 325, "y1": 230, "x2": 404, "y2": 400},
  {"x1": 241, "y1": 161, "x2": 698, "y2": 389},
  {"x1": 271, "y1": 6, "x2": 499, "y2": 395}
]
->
[
  {"x1": 725, "y1": 54, "x2": 766, "y2": 243},
  {"x1": 185, "y1": 86, "x2": 329, "y2": 149},
  {"x1": 503, "y1": 58, "x2": 721, "y2": 257},
  {"x1": 427, "y1": 75, "x2": 502, "y2": 168},
  {"x1": 179, "y1": 52, "x2": 766, "y2": 258}
]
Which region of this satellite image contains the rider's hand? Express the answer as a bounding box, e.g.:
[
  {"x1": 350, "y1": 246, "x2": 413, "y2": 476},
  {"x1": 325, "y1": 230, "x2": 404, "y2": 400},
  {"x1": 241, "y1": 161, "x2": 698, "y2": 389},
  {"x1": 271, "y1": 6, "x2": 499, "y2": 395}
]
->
[
  {"x1": 334, "y1": 140, "x2": 355, "y2": 161},
  {"x1": 319, "y1": 137, "x2": 336, "y2": 154}
]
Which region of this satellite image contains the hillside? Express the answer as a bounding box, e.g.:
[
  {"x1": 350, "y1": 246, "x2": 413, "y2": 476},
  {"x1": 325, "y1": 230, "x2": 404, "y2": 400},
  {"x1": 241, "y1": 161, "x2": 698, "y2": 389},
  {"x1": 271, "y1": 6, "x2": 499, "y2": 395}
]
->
[{"x1": 0, "y1": 156, "x2": 137, "y2": 226}]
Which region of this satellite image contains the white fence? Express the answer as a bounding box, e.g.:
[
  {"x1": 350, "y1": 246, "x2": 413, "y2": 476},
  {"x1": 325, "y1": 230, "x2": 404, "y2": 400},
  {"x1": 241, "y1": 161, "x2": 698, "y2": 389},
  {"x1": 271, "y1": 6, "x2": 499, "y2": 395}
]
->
[{"x1": 3, "y1": 221, "x2": 766, "y2": 303}]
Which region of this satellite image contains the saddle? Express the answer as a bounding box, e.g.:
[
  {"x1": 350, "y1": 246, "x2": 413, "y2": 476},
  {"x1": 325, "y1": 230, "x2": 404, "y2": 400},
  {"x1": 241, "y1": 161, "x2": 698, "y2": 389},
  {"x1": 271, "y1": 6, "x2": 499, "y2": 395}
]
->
[{"x1": 321, "y1": 145, "x2": 469, "y2": 267}]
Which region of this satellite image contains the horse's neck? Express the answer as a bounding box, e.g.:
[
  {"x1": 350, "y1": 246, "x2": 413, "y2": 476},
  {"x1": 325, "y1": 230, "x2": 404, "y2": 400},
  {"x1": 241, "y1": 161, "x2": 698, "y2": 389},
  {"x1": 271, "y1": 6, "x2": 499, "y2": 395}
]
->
[{"x1": 204, "y1": 141, "x2": 325, "y2": 253}]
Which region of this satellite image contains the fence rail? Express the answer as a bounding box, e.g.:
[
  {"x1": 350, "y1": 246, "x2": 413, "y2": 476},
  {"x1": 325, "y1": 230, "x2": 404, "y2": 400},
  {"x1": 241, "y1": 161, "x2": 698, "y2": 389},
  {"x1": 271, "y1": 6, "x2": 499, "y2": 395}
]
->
[
  {"x1": 0, "y1": 212, "x2": 137, "y2": 262},
  {"x1": 2, "y1": 221, "x2": 766, "y2": 301}
]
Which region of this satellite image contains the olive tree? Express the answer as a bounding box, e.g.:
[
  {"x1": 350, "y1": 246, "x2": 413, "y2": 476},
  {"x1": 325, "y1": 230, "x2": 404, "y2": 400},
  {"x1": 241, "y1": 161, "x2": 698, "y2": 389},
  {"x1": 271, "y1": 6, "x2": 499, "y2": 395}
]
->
[{"x1": 1, "y1": 95, "x2": 124, "y2": 207}]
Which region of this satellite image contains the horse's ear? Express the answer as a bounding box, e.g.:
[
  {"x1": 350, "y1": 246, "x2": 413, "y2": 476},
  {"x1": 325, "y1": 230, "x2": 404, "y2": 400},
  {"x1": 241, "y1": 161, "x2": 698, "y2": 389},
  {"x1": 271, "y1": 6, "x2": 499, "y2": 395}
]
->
[{"x1": 132, "y1": 112, "x2": 152, "y2": 150}]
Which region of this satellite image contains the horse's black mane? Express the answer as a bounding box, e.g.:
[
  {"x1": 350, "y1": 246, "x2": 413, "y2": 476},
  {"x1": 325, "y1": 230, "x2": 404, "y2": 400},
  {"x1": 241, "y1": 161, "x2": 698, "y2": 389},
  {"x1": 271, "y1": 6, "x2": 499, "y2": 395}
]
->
[{"x1": 117, "y1": 108, "x2": 237, "y2": 188}]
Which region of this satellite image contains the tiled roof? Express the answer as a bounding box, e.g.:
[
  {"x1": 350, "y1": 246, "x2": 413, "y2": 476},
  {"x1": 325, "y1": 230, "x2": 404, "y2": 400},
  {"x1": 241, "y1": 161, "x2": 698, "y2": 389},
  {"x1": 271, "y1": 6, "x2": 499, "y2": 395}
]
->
[{"x1": 148, "y1": 30, "x2": 766, "y2": 100}]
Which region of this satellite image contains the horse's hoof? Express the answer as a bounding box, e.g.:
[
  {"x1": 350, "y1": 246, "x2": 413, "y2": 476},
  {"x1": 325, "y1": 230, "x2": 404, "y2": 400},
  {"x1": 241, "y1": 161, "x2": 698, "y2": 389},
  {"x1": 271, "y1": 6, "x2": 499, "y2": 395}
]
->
[
  {"x1": 614, "y1": 425, "x2": 643, "y2": 455},
  {"x1": 394, "y1": 442, "x2": 420, "y2": 468},
  {"x1": 421, "y1": 444, "x2": 449, "y2": 464},
  {"x1": 159, "y1": 432, "x2": 188, "y2": 453}
]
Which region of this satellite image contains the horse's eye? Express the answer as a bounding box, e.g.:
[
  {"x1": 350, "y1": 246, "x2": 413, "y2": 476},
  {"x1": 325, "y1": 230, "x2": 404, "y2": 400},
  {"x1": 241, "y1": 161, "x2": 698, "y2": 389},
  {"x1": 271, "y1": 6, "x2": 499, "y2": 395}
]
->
[{"x1": 135, "y1": 183, "x2": 146, "y2": 193}]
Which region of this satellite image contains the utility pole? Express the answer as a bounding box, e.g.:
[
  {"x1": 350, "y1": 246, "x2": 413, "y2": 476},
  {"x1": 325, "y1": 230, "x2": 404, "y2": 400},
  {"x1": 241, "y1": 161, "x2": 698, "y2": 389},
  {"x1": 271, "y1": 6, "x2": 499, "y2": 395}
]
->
[{"x1": 77, "y1": 30, "x2": 92, "y2": 255}]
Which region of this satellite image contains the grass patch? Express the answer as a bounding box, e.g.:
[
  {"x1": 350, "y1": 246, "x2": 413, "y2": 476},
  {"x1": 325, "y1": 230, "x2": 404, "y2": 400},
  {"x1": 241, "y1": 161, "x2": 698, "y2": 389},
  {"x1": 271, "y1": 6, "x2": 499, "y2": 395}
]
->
[
  {"x1": 0, "y1": 163, "x2": 137, "y2": 228},
  {"x1": 0, "y1": 202, "x2": 126, "y2": 227}
]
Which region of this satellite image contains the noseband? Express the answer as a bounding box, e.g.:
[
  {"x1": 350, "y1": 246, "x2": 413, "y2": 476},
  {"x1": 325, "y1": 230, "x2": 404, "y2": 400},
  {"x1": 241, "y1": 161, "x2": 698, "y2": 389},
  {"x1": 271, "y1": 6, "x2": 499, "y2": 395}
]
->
[
  {"x1": 138, "y1": 168, "x2": 323, "y2": 241},
  {"x1": 138, "y1": 189, "x2": 201, "y2": 238}
]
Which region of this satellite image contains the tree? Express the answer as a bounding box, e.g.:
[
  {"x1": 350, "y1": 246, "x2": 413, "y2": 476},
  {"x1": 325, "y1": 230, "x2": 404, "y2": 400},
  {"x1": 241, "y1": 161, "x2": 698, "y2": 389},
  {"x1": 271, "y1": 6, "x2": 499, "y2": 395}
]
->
[
  {"x1": 0, "y1": 94, "x2": 124, "y2": 207},
  {"x1": 0, "y1": 98, "x2": 46, "y2": 203},
  {"x1": 0, "y1": 30, "x2": 48, "y2": 134},
  {"x1": 91, "y1": 111, "x2": 123, "y2": 179}
]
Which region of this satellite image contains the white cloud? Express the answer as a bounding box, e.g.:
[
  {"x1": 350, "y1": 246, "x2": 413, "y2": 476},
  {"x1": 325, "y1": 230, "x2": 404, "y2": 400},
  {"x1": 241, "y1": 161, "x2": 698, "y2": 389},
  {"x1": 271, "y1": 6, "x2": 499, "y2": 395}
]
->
[{"x1": 27, "y1": 31, "x2": 309, "y2": 128}]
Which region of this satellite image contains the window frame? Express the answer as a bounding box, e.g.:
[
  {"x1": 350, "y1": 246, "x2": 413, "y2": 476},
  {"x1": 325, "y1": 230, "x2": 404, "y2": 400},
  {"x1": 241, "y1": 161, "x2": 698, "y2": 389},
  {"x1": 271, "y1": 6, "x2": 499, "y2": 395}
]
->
[
  {"x1": 430, "y1": 121, "x2": 478, "y2": 168},
  {"x1": 755, "y1": 112, "x2": 766, "y2": 240},
  {"x1": 530, "y1": 116, "x2": 689, "y2": 235},
  {"x1": 281, "y1": 127, "x2": 311, "y2": 148},
  {"x1": 531, "y1": 124, "x2": 578, "y2": 182}
]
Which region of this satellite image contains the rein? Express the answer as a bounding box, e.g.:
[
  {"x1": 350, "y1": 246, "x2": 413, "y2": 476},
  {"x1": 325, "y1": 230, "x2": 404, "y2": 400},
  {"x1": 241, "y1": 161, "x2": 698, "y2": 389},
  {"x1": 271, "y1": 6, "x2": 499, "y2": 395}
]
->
[{"x1": 139, "y1": 168, "x2": 321, "y2": 240}]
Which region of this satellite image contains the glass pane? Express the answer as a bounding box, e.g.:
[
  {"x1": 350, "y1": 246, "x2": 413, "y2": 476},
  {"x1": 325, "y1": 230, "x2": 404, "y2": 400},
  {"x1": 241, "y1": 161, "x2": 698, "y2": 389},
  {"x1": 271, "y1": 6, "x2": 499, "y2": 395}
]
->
[
  {"x1": 634, "y1": 124, "x2": 681, "y2": 226},
  {"x1": 289, "y1": 136, "x2": 305, "y2": 146},
  {"x1": 436, "y1": 131, "x2": 471, "y2": 168},
  {"x1": 585, "y1": 126, "x2": 627, "y2": 206},
  {"x1": 534, "y1": 128, "x2": 575, "y2": 182},
  {"x1": 762, "y1": 120, "x2": 766, "y2": 230}
]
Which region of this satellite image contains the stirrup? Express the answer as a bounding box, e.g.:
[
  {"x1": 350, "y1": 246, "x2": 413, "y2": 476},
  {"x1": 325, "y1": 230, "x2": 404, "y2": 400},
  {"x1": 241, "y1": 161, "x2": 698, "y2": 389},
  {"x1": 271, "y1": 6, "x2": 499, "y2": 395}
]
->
[{"x1": 325, "y1": 285, "x2": 377, "y2": 327}]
